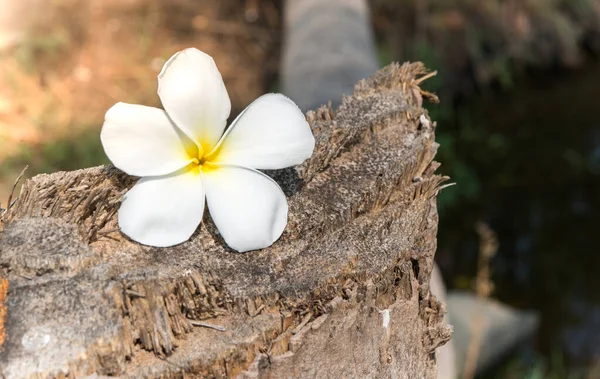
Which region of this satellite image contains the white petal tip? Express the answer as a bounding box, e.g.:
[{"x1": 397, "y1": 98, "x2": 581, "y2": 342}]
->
[
  {"x1": 204, "y1": 165, "x2": 288, "y2": 253},
  {"x1": 117, "y1": 172, "x2": 205, "y2": 248}
]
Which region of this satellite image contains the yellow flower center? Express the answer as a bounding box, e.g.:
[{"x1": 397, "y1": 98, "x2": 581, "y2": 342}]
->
[{"x1": 186, "y1": 139, "x2": 220, "y2": 175}]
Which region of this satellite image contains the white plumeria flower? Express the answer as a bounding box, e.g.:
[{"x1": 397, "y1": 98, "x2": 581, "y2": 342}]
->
[{"x1": 100, "y1": 48, "x2": 315, "y2": 252}]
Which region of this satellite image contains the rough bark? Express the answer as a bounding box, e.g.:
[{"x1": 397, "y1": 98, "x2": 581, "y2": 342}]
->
[{"x1": 0, "y1": 63, "x2": 450, "y2": 378}]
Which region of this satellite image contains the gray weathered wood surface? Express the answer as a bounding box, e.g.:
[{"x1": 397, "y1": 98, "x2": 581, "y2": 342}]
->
[{"x1": 0, "y1": 63, "x2": 450, "y2": 378}]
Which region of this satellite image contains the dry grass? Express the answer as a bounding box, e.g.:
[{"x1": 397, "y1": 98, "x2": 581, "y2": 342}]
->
[
  {"x1": 0, "y1": 0, "x2": 281, "y2": 199},
  {"x1": 462, "y1": 221, "x2": 498, "y2": 379}
]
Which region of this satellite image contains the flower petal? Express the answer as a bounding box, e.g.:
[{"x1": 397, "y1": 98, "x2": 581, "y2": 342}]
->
[
  {"x1": 158, "y1": 48, "x2": 231, "y2": 153},
  {"x1": 208, "y1": 94, "x2": 315, "y2": 170},
  {"x1": 203, "y1": 164, "x2": 287, "y2": 252},
  {"x1": 101, "y1": 102, "x2": 195, "y2": 177},
  {"x1": 118, "y1": 168, "x2": 205, "y2": 247}
]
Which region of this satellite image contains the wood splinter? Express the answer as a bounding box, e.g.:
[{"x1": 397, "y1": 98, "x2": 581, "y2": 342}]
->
[{"x1": 188, "y1": 320, "x2": 227, "y2": 332}]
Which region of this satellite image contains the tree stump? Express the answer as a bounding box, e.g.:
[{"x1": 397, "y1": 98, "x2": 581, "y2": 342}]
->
[{"x1": 0, "y1": 63, "x2": 451, "y2": 378}]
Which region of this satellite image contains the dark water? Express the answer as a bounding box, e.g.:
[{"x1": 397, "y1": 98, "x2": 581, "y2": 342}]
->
[{"x1": 435, "y1": 65, "x2": 600, "y2": 365}]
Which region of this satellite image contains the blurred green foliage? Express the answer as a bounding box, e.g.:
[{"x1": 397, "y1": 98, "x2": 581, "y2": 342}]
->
[
  {"x1": 1, "y1": 127, "x2": 108, "y2": 178},
  {"x1": 487, "y1": 349, "x2": 593, "y2": 379}
]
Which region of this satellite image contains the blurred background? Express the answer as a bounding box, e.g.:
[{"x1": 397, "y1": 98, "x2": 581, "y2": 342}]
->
[{"x1": 1, "y1": 0, "x2": 599, "y2": 377}]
